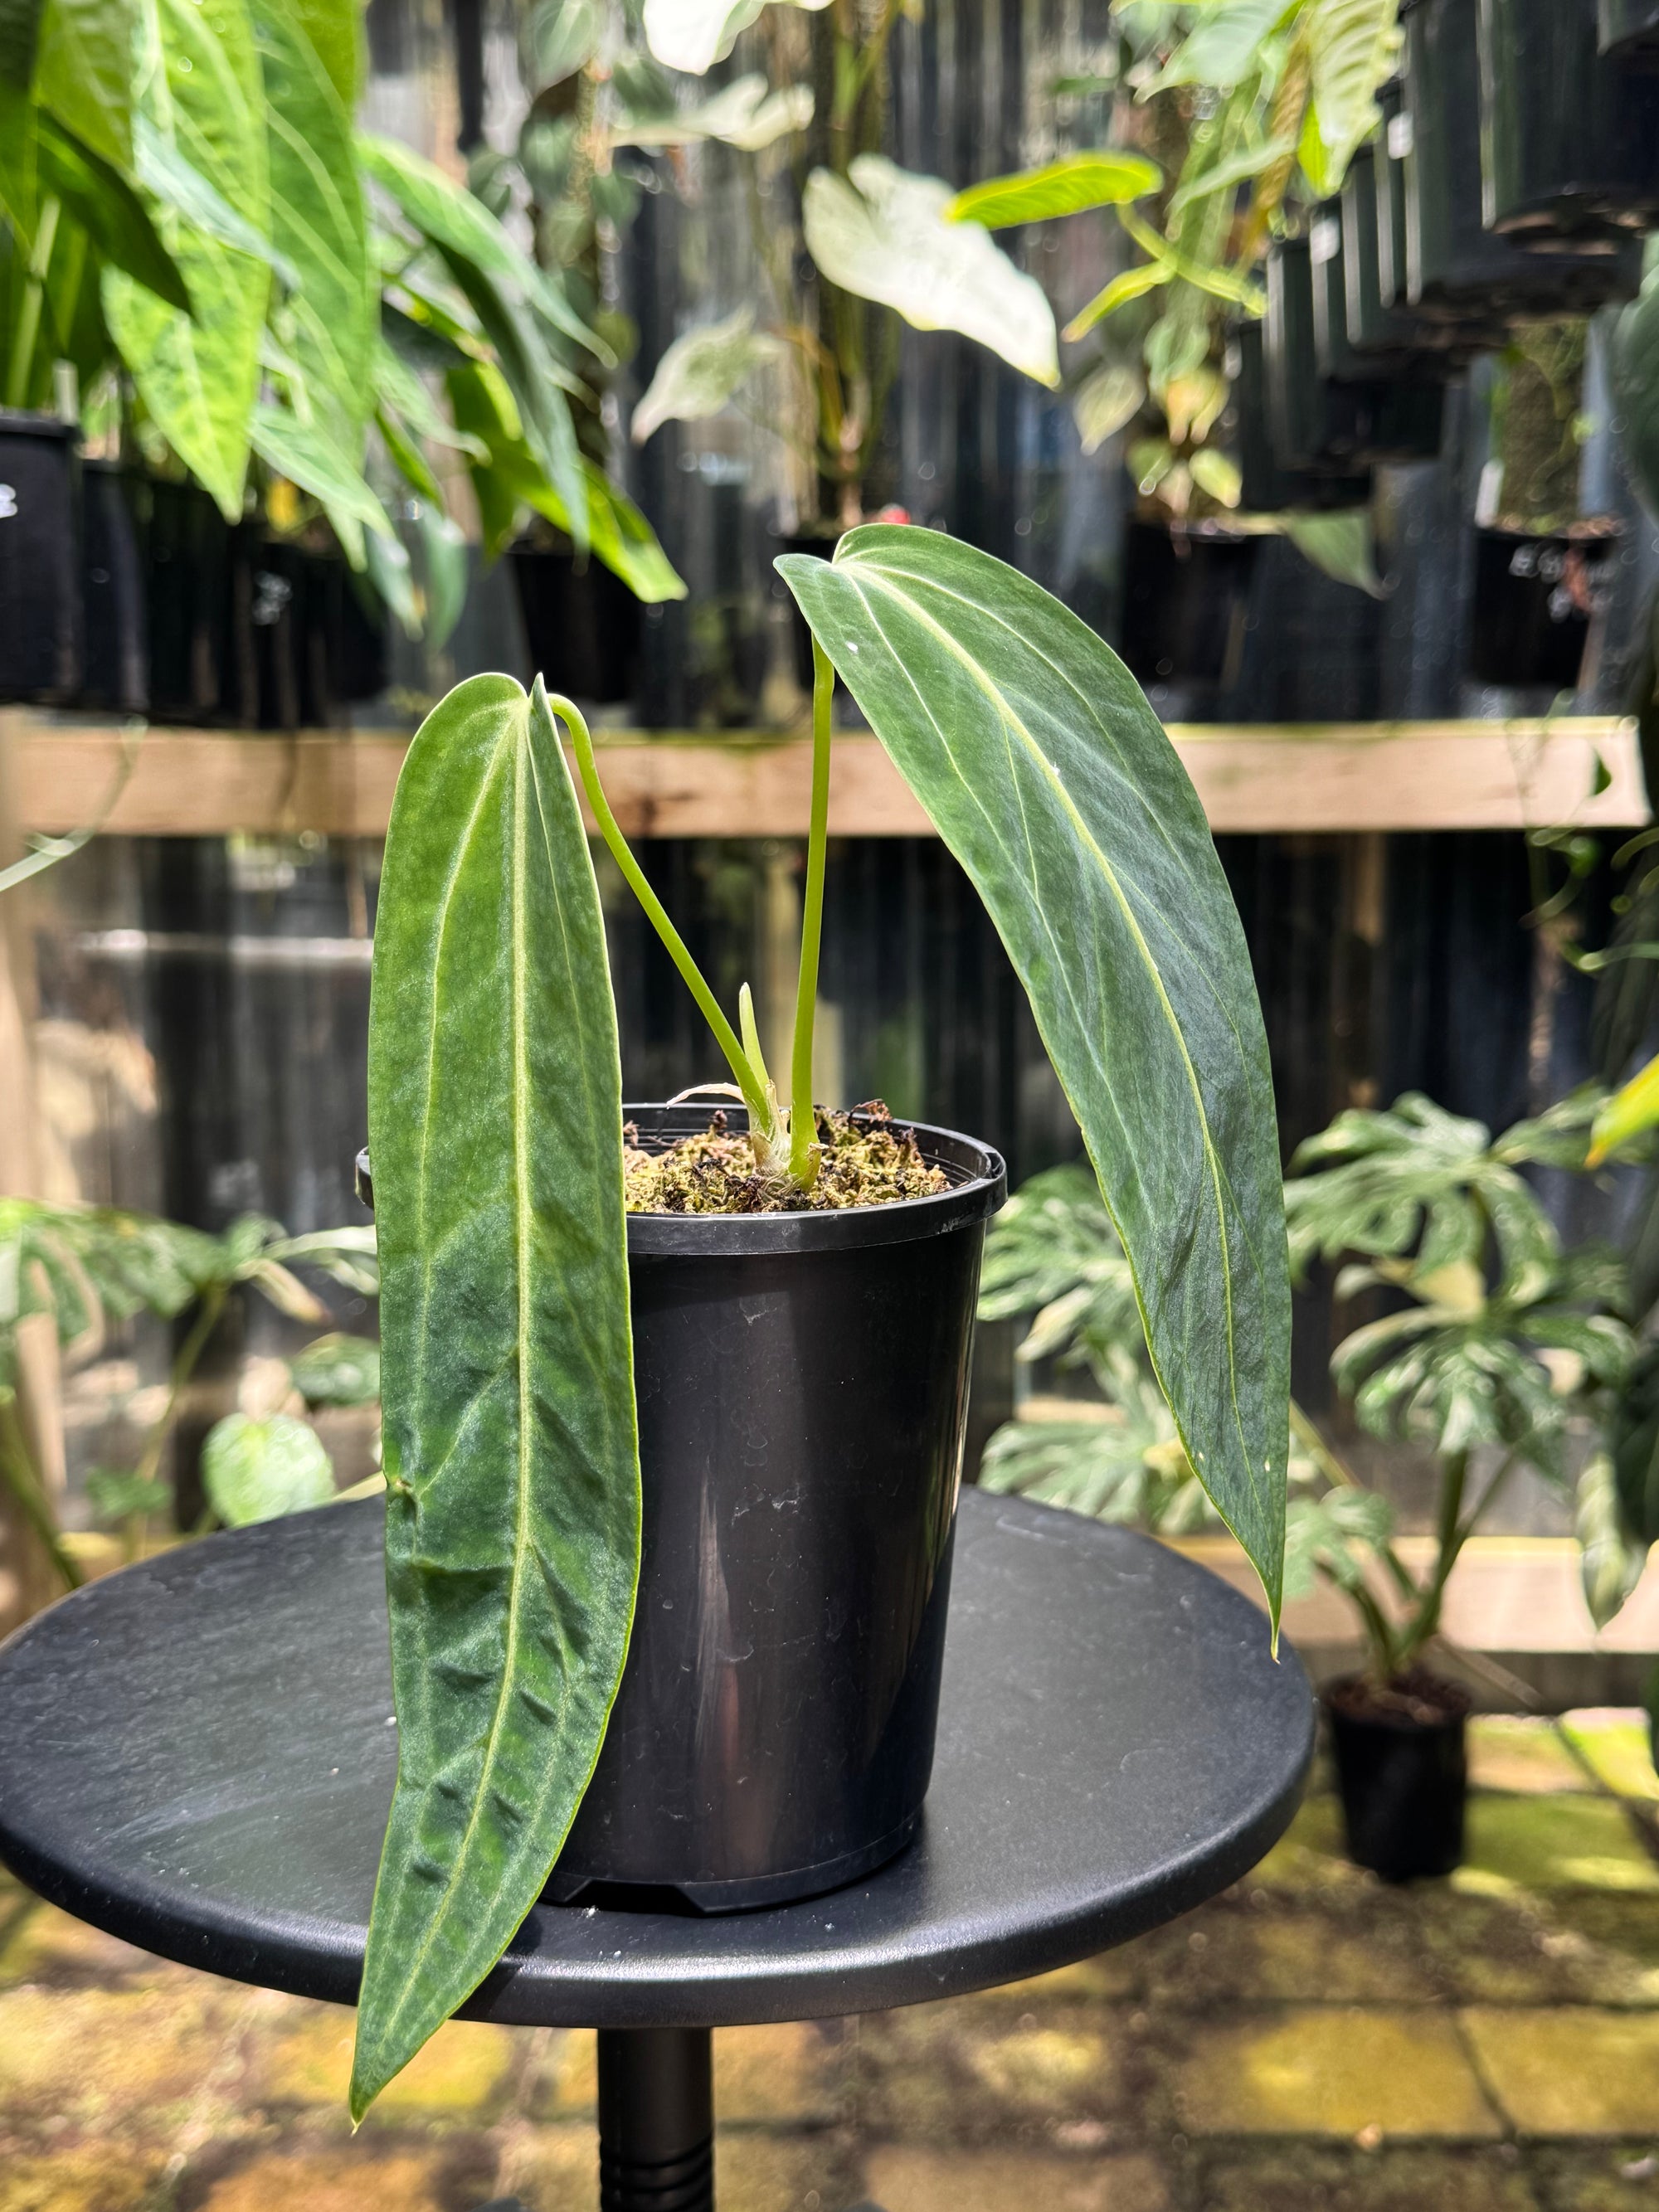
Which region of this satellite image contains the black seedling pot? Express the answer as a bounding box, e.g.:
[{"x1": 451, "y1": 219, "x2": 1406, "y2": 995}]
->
[
  {"x1": 1340, "y1": 144, "x2": 1453, "y2": 365},
  {"x1": 1326, "y1": 1675, "x2": 1468, "y2": 1881},
  {"x1": 357, "y1": 1108, "x2": 1005, "y2": 1914},
  {"x1": 0, "y1": 410, "x2": 81, "y2": 705},
  {"x1": 317, "y1": 554, "x2": 388, "y2": 713},
  {"x1": 1121, "y1": 520, "x2": 1259, "y2": 689},
  {"x1": 145, "y1": 478, "x2": 234, "y2": 723},
  {"x1": 512, "y1": 542, "x2": 640, "y2": 707},
  {"x1": 1267, "y1": 237, "x2": 1446, "y2": 471},
  {"x1": 1600, "y1": 0, "x2": 1659, "y2": 63},
  {"x1": 1230, "y1": 321, "x2": 1371, "y2": 515},
  {"x1": 1401, "y1": 0, "x2": 1640, "y2": 319},
  {"x1": 1479, "y1": 0, "x2": 1659, "y2": 243},
  {"x1": 77, "y1": 461, "x2": 148, "y2": 714},
  {"x1": 1467, "y1": 524, "x2": 1618, "y2": 687}
]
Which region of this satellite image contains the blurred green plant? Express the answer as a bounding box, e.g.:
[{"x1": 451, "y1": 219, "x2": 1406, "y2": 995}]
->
[
  {"x1": 980, "y1": 1087, "x2": 1654, "y2": 1688},
  {"x1": 946, "y1": 0, "x2": 1399, "y2": 578},
  {"x1": 0, "y1": 1198, "x2": 379, "y2": 1582},
  {"x1": 0, "y1": 0, "x2": 680, "y2": 640}
]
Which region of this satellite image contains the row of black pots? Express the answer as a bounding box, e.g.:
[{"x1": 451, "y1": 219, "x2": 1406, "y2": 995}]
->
[
  {"x1": 1118, "y1": 517, "x2": 1609, "y2": 696},
  {"x1": 358, "y1": 1107, "x2": 1006, "y2": 1911},
  {"x1": 0, "y1": 409, "x2": 387, "y2": 723},
  {"x1": 1393, "y1": 2, "x2": 1642, "y2": 332},
  {"x1": 1267, "y1": 233, "x2": 1447, "y2": 478},
  {"x1": 510, "y1": 540, "x2": 641, "y2": 707}
]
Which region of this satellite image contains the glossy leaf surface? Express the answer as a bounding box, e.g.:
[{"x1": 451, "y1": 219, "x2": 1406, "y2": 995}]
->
[
  {"x1": 102, "y1": 0, "x2": 268, "y2": 520},
  {"x1": 778, "y1": 526, "x2": 1291, "y2": 1617},
  {"x1": 353, "y1": 675, "x2": 640, "y2": 2116}
]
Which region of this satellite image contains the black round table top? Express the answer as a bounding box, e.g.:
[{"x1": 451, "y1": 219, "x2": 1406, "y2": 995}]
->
[{"x1": 0, "y1": 1489, "x2": 1311, "y2": 2030}]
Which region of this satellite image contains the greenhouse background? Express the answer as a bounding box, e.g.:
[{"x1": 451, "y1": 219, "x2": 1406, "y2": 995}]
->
[{"x1": 7, "y1": 0, "x2": 1659, "y2": 2206}]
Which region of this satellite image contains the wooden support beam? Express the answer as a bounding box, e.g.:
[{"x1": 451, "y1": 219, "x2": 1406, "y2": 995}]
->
[{"x1": 3, "y1": 712, "x2": 1647, "y2": 840}]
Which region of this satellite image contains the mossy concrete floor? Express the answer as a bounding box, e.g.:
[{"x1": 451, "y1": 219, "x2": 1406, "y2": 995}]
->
[{"x1": 4, "y1": 1711, "x2": 1659, "y2": 2212}]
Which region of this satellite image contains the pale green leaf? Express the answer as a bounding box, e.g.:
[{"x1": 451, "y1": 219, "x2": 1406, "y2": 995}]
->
[
  {"x1": 1306, "y1": 0, "x2": 1401, "y2": 182},
  {"x1": 351, "y1": 673, "x2": 640, "y2": 2116},
  {"x1": 104, "y1": 0, "x2": 269, "y2": 520},
  {"x1": 36, "y1": 114, "x2": 191, "y2": 310},
  {"x1": 363, "y1": 524, "x2": 420, "y2": 633},
  {"x1": 33, "y1": 0, "x2": 134, "y2": 171},
  {"x1": 528, "y1": 0, "x2": 600, "y2": 88},
  {"x1": 418, "y1": 503, "x2": 469, "y2": 650},
  {"x1": 1578, "y1": 1451, "x2": 1648, "y2": 1631},
  {"x1": 135, "y1": 117, "x2": 296, "y2": 284},
  {"x1": 630, "y1": 304, "x2": 785, "y2": 444},
  {"x1": 1072, "y1": 361, "x2": 1144, "y2": 453},
  {"x1": 251, "y1": 400, "x2": 393, "y2": 566},
  {"x1": 612, "y1": 71, "x2": 811, "y2": 151},
  {"x1": 1145, "y1": 0, "x2": 1292, "y2": 93},
  {"x1": 1167, "y1": 134, "x2": 1297, "y2": 215},
  {"x1": 289, "y1": 1330, "x2": 381, "y2": 1407},
  {"x1": 777, "y1": 525, "x2": 1292, "y2": 1620},
  {"x1": 949, "y1": 152, "x2": 1161, "y2": 229},
  {"x1": 203, "y1": 1412, "x2": 335, "y2": 1525},
  {"x1": 641, "y1": 0, "x2": 829, "y2": 76},
  {"x1": 253, "y1": 0, "x2": 373, "y2": 449},
  {"x1": 804, "y1": 156, "x2": 1060, "y2": 388},
  {"x1": 1282, "y1": 508, "x2": 1386, "y2": 596},
  {"x1": 1190, "y1": 446, "x2": 1243, "y2": 507},
  {"x1": 1063, "y1": 261, "x2": 1171, "y2": 343}
]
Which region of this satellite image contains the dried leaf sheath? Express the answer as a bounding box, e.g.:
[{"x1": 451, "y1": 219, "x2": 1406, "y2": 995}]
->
[{"x1": 352, "y1": 675, "x2": 640, "y2": 2117}]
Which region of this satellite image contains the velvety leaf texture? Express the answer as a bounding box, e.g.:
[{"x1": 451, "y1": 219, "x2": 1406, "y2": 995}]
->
[
  {"x1": 777, "y1": 527, "x2": 1291, "y2": 1617},
  {"x1": 353, "y1": 674, "x2": 640, "y2": 2116}
]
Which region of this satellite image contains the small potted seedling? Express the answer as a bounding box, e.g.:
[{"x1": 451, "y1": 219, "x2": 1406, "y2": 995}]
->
[
  {"x1": 348, "y1": 524, "x2": 1293, "y2": 2112},
  {"x1": 1284, "y1": 1091, "x2": 1641, "y2": 1879}
]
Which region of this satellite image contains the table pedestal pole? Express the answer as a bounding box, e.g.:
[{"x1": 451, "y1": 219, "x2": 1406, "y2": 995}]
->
[{"x1": 597, "y1": 2026, "x2": 715, "y2": 2211}]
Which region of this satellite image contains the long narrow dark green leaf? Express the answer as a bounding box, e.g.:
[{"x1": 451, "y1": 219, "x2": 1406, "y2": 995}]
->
[
  {"x1": 352, "y1": 673, "x2": 640, "y2": 2117},
  {"x1": 252, "y1": 0, "x2": 372, "y2": 448},
  {"x1": 102, "y1": 0, "x2": 268, "y2": 519},
  {"x1": 32, "y1": 0, "x2": 134, "y2": 172},
  {"x1": 778, "y1": 527, "x2": 1291, "y2": 1621},
  {"x1": 36, "y1": 114, "x2": 191, "y2": 311}
]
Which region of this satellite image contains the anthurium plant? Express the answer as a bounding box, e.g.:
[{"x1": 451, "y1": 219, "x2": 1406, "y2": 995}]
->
[{"x1": 349, "y1": 522, "x2": 1292, "y2": 2109}]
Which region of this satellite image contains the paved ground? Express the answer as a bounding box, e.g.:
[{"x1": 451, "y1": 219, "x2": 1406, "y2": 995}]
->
[{"x1": 3, "y1": 1711, "x2": 1659, "y2": 2212}]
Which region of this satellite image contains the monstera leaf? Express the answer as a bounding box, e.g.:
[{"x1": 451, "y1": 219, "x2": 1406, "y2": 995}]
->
[
  {"x1": 804, "y1": 158, "x2": 1060, "y2": 389},
  {"x1": 351, "y1": 675, "x2": 640, "y2": 2120},
  {"x1": 778, "y1": 526, "x2": 1292, "y2": 1616}
]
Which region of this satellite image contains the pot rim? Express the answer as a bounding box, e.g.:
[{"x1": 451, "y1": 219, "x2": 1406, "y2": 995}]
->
[
  {"x1": 353, "y1": 1107, "x2": 1008, "y2": 1257},
  {"x1": 1320, "y1": 1669, "x2": 1470, "y2": 1734}
]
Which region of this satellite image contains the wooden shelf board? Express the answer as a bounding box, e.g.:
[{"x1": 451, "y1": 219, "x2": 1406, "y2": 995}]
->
[{"x1": 3, "y1": 712, "x2": 1647, "y2": 839}]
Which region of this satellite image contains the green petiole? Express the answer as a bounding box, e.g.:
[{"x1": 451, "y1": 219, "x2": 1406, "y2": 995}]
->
[{"x1": 548, "y1": 674, "x2": 839, "y2": 1184}]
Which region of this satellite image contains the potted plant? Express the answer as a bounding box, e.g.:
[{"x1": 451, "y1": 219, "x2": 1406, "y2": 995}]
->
[
  {"x1": 1399, "y1": 0, "x2": 1640, "y2": 325},
  {"x1": 1268, "y1": 227, "x2": 1446, "y2": 471},
  {"x1": 975, "y1": 1091, "x2": 1648, "y2": 1884},
  {"x1": 1468, "y1": 317, "x2": 1619, "y2": 691},
  {"x1": 1282, "y1": 1091, "x2": 1645, "y2": 1879},
  {"x1": 344, "y1": 522, "x2": 1292, "y2": 2109},
  {"x1": 1477, "y1": 0, "x2": 1659, "y2": 244}
]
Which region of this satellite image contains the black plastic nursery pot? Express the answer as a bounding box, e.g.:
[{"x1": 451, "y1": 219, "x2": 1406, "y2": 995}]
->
[
  {"x1": 1120, "y1": 520, "x2": 1259, "y2": 689},
  {"x1": 77, "y1": 462, "x2": 148, "y2": 715},
  {"x1": 1325, "y1": 1674, "x2": 1469, "y2": 1881},
  {"x1": 1479, "y1": 0, "x2": 1659, "y2": 242},
  {"x1": 1230, "y1": 321, "x2": 1371, "y2": 515},
  {"x1": 511, "y1": 542, "x2": 640, "y2": 707},
  {"x1": 1600, "y1": 0, "x2": 1659, "y2": 63},
  {"x1": 144, "y1": 477, "x2": 234, "y2": 724},
  {"x1": 1400, "y1": 0, "x2": 1641, "y2": 322},
  {"x1": 358, "y1": 1106, "x2": 1006, "y2": 1913},
  {"x1": 1267, "y1": 237, "x2": 1446, "y2": 472},
  {"x1": 0, "y1": 410, "x2": 81, "y2": 705},
  {"x1": 1467, "y1": 523, "x2": 1619, "y2": 687},
  {"x1": 1340, "y1": 145, "x2": 1453, "y2": 366}
]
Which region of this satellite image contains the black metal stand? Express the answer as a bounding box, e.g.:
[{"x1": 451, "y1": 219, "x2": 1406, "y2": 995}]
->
[{"x1": 597, "y1": 2027, "x2": 714, "y2": 2212}]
